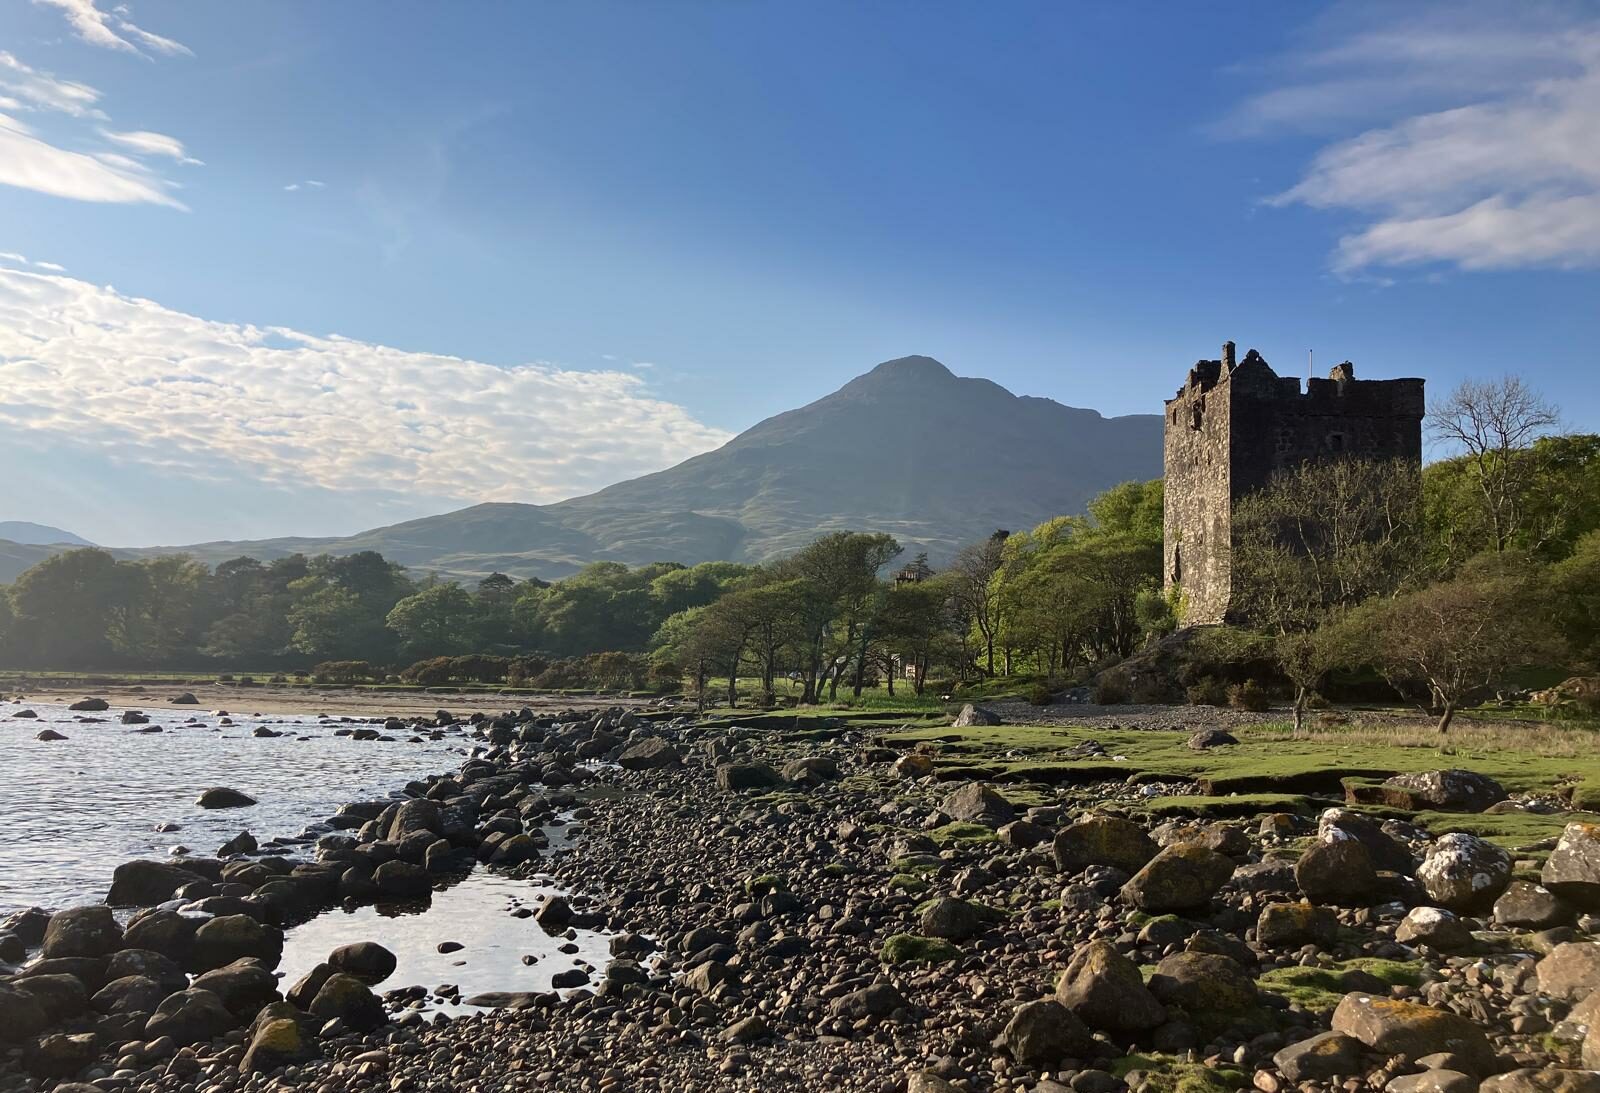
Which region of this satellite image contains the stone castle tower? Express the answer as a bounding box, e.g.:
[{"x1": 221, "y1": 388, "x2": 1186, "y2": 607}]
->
[{"x1": 1162, "y1": 342, "x2": 1425, "y2": 625}]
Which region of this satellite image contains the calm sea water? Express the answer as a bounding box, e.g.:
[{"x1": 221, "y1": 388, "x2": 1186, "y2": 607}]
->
[{"x1": 0, "y1": 698, "x2": 474, "y2": 914}]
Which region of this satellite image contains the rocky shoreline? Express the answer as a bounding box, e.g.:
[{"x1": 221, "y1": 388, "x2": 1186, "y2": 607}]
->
[{"x1": 5, "y1": 703, "x2": 1600, "y2": 1093}]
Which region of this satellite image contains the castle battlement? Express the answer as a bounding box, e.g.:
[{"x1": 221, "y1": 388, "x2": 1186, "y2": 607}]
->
[{"x1": 1162, "y1": 341, "x2": 1425, "y2": 625}]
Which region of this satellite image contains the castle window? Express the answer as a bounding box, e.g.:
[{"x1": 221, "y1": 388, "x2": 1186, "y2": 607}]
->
[
  {"x1": 1327, "y1": 432, "x2": 1346, "y2": 453},
  {"x1": 1190, "y1": 404, "x2": 1203, "y2": 430}
]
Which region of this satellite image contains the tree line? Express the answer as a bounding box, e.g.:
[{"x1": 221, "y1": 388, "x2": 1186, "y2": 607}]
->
[{"x1": 2, "y1": 377, "x2": 1595, "y2": 715}]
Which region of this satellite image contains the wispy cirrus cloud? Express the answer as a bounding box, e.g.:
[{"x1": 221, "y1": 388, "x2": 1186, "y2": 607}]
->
[
  {"x1": 0, "y1": 268, "x2": 733, "y2": 505},
  {"x1": 0, "y1": 51, "x2": 195, "y2": 206},
  {"x1": 1225, "y1": 3, "x2": 1600, "y2": 274},
  {"x1": 32, "y1": 0, "x2": 191, "y2": 58}
]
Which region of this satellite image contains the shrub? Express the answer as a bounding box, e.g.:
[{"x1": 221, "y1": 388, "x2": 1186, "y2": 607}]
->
[
  {"x1": 311, "y1": 660, "x2": 377, "y2": 684},
  {"x1": 1185, "y1": 676, "x2": 1228, "y2": 706},
  {"x1": 401, "y1": 657, "x2": 454, "y2": 686},
  {"x1": 1028, "y1": 681, "x2": 1055, "y2": 707},
  {"x1": 1228, "y1": 680, "x2": 1270, "y2": 712},
  {"x1": 449, "y1": 654, "x2": 509, "y2": 684},
  {"x1": 506, "y1": 655, "x2": 550, "y2": 687},
  {"x1": 1093, "y1": 670, "x2": 1130, "y2": 705},
  {"x1": 647, "y1": 660, "x2": 683, "y2": 695},
  {"x1": 268, "y1": 674, "x2": 287, "y2": 684},
  {"x1": 218, "y1": 673, "x2": 235, "y2": 682}
]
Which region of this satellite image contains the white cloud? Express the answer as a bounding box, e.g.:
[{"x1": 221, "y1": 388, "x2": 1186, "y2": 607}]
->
[
  {"x1": 284, "y1": 179, "x2": 325, "y2": 192},
  {"x1": 32, "y1": 260, "x2": 65, "y2": 271},
  {"x1": 100, "y1": 128, "x2": 201, "y2": 164},
  {"x1": 33, "y1": 0, "x2": 191, "y2": 58},
  {"x1": 0, "y1": 113, "x2": 185, "y2": 206},
  {"x1": 0, "y1": 268, "x2": 734, "y2": 505},
  {"x1": 0, "y1": 51, "x2": 104, "y2": 118},
  {"x1": 1232, "y1": 4, "x2": 1600, "y2": 273},
  {"x1": 0, "y1": 52, "x2": 193, "y2": 205}
]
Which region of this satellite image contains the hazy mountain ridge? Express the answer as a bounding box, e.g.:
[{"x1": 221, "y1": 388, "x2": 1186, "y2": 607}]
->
[
  {"x1": 1, "y1": 357, "x2": 1162, "y2": 582},
  {"x1": 0, "y1": 522, "x2": 93, "y2": 547}
]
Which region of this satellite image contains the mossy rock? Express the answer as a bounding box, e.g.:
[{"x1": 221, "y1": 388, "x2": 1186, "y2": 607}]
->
[
  {"x1": 889, "y1": 874, "x2": 930, "y2": 894},
  {"x1": 1111, "y1": 1054, "x2": 1248, "y2": 1093},
  {"x1": 928, "y1": 821, "x2": 999, "y2": 846},
  {"x1": 744, "y1": 874, "x2": 785, "y2": 896},
  {"x1": 880, "y1": 933, "x2": 960, "y2": 965}
]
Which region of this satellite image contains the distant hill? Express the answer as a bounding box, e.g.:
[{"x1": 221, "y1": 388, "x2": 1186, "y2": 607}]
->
[
  {"x1": 2, "y1": 357, "x2": 1163, "y2": 583},
  {"x1": 0, "y1": 522, "x2": 92, "y2": 547}
]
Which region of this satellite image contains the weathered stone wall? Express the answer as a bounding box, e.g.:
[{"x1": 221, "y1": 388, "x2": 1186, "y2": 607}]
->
[{"x1": 1162, "y1": 344, "x2": 1424, "y2": 625}]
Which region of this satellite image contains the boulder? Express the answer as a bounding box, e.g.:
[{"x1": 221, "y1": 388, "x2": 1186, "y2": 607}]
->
[
  {"x1": 952, "y1": 703, "x2": 1001, "y2": 727},
  {"x1": 36, "y1": 729, "x2": 67, "y2": 741},
  {"x1": 12, "y1": 973, "x2": 89, "y2": 1023},
  {"x1": 1494, "y1": 880, "x2": 1575, "y2": 930},
  {"x1": 715, "y1": 761, "x2": 783, "y2": 792},
  {"x1": 1330, "y1": 993, "x2": 1495, "y2": 1076},
  {"x1": 240, "y1": 1016, "x2": 318, "y2": 1073},
  {"x1": 106, "y1": 949, "x2": 188, "y2": 993},
  {"x1": 1543, "y1": 823, "x2": 1600, "y2": 911},
  {"x1": 121, "y1": 710, "x2": 149, "y2": 724},
  {"x1": 828, "y1": 982, "x2": 907, "y2": 1021},
  {"x1": 1147, "y1": 951, "x2": 1257, "y2": 1014},
  {"x1": 1272, "y1": 1031, "x2": 1364, "y2": 1083},
  {"x1": 1256, "y1": 901, "x2": 1339, "y2": 948},
  {"x1": 1536, "y1": 942, "x2": 1600, "y2": 1002},
  {"x1": 196, "y1": 787, "x2": 256, "y2": 809},
  {"x1": 940, "y1": 783, "x2": 1015, "y2": 826},
  {"x1": 145, "y1": 988, "x2": 237, "y2": 1045},
  {"x1": 617, "y1": 737, "x2": 680, "y2": 770},
  {"x1": 998, "y1": 819, "x2": 1047, "y2": 849},
  {"x1": 308, "y1": 972, "x2": 387, "y2": 1032},
  {"x1": 1318, "y1": 808, "x2": 1415, "y2": 873},
  {"x1": 919, "y1": 897, "x2": 989, "y2": 942},
  {"x1": 192, "y1": 959, "x2": 279, "y2": 1015},
  {"x1": 41, "y1": 905, "x2": 122, "y2": 959},
  {"x1": 1295, "y1": 835, "x2": 1377, "y2": 905},
  {"x1": 1479, "y1": 1072, "x2": 1600, "y2": 1093},
  {"x1": 1375, "y1": 770, "x2": 1507, "y2": 812},
  {"x1": 26, "y1": 1031, "x2": 99, "y2": 1078},
  {"x1": 68, "y1": 697, "x2": 109, "y2": 711},
  {"x1": 1187, "y1": 729, "x2": 1237, "y2": 750},
  {"x1": 893, "y1": 754, "x2": 935, "y2": 779},
  {"x1": 1395, "y1": 906, "x2": 1474, "y2": 951},
  {"x1": 286, "y1": 963, "x2": 335, "y2": 1009},
  {"x1": 91, "y1": 974, "x2": 166, "y2": 1015},
  {"x1": 373, "y1": 860, "x2": 431, "y2": 897},
  {"x1": 1416, "y1": 832, "x2": 1511, "y2": 911},
  {"x1": 0, "y1": 984, "x2": 51, "y2": 1044},
  {"x1": 218, "y1": 831, "x2": 257, "y2": 857},
  {"x1": 997, "y1": 999, "x2": 1094, "y2": 1067},
  {"x1": 107, "y1": 860, "x2": 206, "y2": 906},
  {"x1": 122, "y1": 909, "x2": 197, "y2": 961},
  {"x1": 1120, "y1": 844, "x2": 1233, "y2": 913},
  {"x1": 782, "y1": 756, "x2": 840, "y2": 787},
  {"x1": 329, "y1": 941, "x2": 397, "y2": 985},
  {"x1": 189, "y1": 914, "x2": 282, "y2": 973},
  {"x1": 172, "y1": 692, "x2": 199, "y2": 704},
  {"x1": 1054, "y1": 939, "x2": 1165, "y2": 1033},
  {"x1": 1053, "y1": 815, "x2": 1158, "y2": 875}
]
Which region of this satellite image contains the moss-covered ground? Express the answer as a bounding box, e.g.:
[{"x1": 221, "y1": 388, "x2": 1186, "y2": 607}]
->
[{"x1": 1257, "y1": 958, "x2": 1425, "y2": 1013}]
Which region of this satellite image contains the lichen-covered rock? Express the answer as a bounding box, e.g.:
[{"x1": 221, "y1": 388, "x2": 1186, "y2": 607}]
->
[
  {"x1": 1416, "y1": 832, "x2": 1511, "y2": 911},
  {"x1": 91, "y1": 974, "x2": 166, "y2": 1015},
  {"x1": 941, "y1": 783, "x2": 1015, "y2": 826},
  {"x1": 1494, "y1": 880, "x2": 1574, "y2": 930},
  {"x1": 1330, "y1": 993, "x2": 1495, "y2": 1075},
  {"x1": 1053, "y1": 815, "x2": 1158, "y2": 875},
  {"x1": 1543, "y1": 823, "x2": 1600, "y2": 911},
  {"x1": 617, "y1": 737, "x2": 680, "y2": 771},
  {"x1": 144, "y1": 988, "x2": 237, "y2": 1045},
  {"x1": 782, "y1": 757, "x2": 840, "y2": 786},
  {"x1": 240, "y1": 1015, "x2": 318, "y2": 1073},
  {"x1": 1318, "y1": 808, "x2": 1415, "y2": 873},
  {"x1": 1536, "y1": 942, "x2": 1600, "y2": 1002},
  {"x1": 189, "y1": 914, "x2": 282, "y2": 973},
  {"x1": 26, "y1": 1031, "x2": 99, "y2": 1078},
  {"x1": 1054, "y1": 939, "x2": 1165, "y2": 1033},
  {"x1": 952, "y1": 703, "x2": 1001, "y2": 727},
  {"x1": 1272, "y1": 1031, "x2": 1364, "y2": 1082},
  {"x1": 41, "y1": 905, "x2": 123, "y2": 959},
  {"x1": 308, "y1": 972, "x2": 387, "y2": 1032},
  {"x1": 997, "y1": 999, "x2": 1094, "y2": 1067},
  {"x1": 1147, "y1": 951, "x2": 1257, "y2": 1013},
  {"x1": 1121, "y1": 844, "x2": 1234, "y2": 912},
  {"x1": 1377, "y1": 770, "x2": 1507, "y2": 812},
  {"x1": 918, "y1": 897, "x2": 989, "y2": 942},
  {"x1": 714, "y1": 761, "x2": 783, "y2": 792},
  {"x1": 1479, "y1": 1071, "x2": 1600, "y2": 1093},
  {"x1": 1395, "y1": 906, "x2": 1474, "y2": 951},
  {"x1": 1257, "y1": 901, "x2": 1339, "y2": 948},
  {"x1": 1296, "y1": 832, "x2": 1377, "y2": 905},
  {"x1": 122, "y1": 909, "x2": 197, "y2": 962},
  {"x1": 893, "y1": 754, "x2": 935, "y2": 779}
]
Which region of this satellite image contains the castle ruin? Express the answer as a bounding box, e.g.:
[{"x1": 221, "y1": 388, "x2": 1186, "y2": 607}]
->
[{"x1": 1162, "y1": 342, "x2": 1425, "y2": 625}]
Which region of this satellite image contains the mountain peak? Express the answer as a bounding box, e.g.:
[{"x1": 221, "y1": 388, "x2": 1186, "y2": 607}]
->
[{"x1": 860, "y1": 355, "x2": 956, "y2": 382}]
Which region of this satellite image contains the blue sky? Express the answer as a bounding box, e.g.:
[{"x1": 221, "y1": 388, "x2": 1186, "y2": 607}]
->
[{"x1": 2, "y1": 1, "x2": 1598, "y2": 546}]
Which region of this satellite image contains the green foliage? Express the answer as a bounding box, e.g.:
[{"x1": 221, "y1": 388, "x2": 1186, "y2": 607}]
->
[
  {"x1": 1185, "y1": 676, "x2": 1228, "y2": 706},
  {"x1": 1228, "y1": 680, "x2": 1270, "y2": 712}
]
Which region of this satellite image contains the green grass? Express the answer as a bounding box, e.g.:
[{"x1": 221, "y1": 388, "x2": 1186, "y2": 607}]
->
[
  {"x1": 1258, "y1": 958, "x2": 1424, "y2": 1013},
  {"x1": 1111, "y1": 1055, "x2": 1248, "y2": 1093},
  {"x1": 880, "y1": 934, "x2": 961, "y2": 965},
  {"x1": 927, "y1": 821, "x2": 998, "y2": 846},
  {"x1": 1142, "y1": 793, "x2": 1317, "y2": 818}
]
